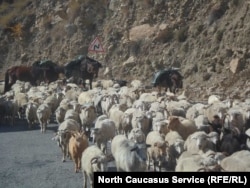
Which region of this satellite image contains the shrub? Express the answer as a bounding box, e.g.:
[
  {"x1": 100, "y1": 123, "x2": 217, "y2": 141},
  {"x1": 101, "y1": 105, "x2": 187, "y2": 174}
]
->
[
  {"x1": 216, "y1": 30, "x2": 224, "y2": 42},
  {"x1": 5, "y1": 23, "x2": 22, "y2": 38},
  {"x1": 175, "y1": 26, "x2": 189, "y2": 42}
]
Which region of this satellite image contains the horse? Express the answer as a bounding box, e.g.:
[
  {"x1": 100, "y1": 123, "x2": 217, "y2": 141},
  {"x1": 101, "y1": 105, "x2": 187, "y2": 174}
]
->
[
  {"x1": 31, "y1": 60, "x2": 65, "y2": 85},
  {"x1": 4, "y1": 61, "x2": 65, "y2": 93},
  {"x1": 152, "y1": 67, "x2": 183, "y2": 95},
  {"x1": 64, "y1": 55, "x2": 103, "y2": 90},
  {"x1": 4, "y1": 65, "x2": 38, "y2": 93}
]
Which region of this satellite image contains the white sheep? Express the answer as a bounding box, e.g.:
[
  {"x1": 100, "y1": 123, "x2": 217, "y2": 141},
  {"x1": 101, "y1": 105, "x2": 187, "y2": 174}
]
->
[
  {"x1": 139, "y1": 92, "x2": 158, "y2": 103},
  {"x1": 100, "y1": 93, "x2": 119, "y2": 116},
  {"x1": 132, "y1": 99, "x2": 149, "y2": 111},
  {"x1": 186, "y1": 103, "x2": 206, "y2": 120},
  {"x1": 55, "y1": 105, "x2": 68, "y2": 125},
  {"x1": 130, "y1": 79, "x2": 143, "y2": 89},
  {"x1": 98, "y1": 79, "x2": 114, "y2": 89},
  {"x1": 118, "y1": 94, "x2": 134, "y2": 110},
  {"x1": 91, "y1": 115, "x2": 116, "y2": 153},
  {"x1": 64, "y1": 109, "x2": 81, "y2": 126},
  {"x1": 175, "y1": 151, "x2": 219, "y2": 171},
  {"x1": 11, "y1": 80, "x2": 25, "y2": 94},
  {"x1": 108, "y1": 105, "x2": 125, "y2": 134},
  {"x1": 25, "y1": 101, "x2": 39, "y2": 129},
  {"x1": 69, "y1": 100, "x2": 82, "y2": 113},
  {"x1": 78, "y1": 90, "x2": 95, "y2": 105},
  {"x1": 166, "y1": 99, "x2": 192, "y2": 116},
  {"x1": 203, "y1": 101, "x2": 228, "y2": 124},
  {"x1": 63, "y1": 86, "x2": 82, "y2": 101},
  {"x1": 208, "y1": 94, "x2": 221, "y2": 105},
  {"x1": 36, "y1": 103, "x2": 52, "y2": 133},
  {"x1": 44, "y1": 92, "x2": 64, "y2": 115},
  {"x1": 27, "y1": 86, "x2": 48, "y2": 105},
  {"x1": 194, "y1": 114, "x2": 211, "y2": 133},
  {"x1": 165, "y1": 130, "x2": 184, "y2": 146},
  {"x1": 128, "y1": 127, "x2": 146, "y2": 143},
  {"x1": 184, "y1": 131, "x2": 216, "y2": 154},
  {"x1": 120, "y1": 107, "x2": 136, "y2": 137},
  {"x1": 152, "y1": 119, "x2": 169, "y2": 136},
  {"x1": 81, "y1": 145, "x2": 112, "y2": 188},
  {"x1": 13, "y1": 92, "x2": 28, "y2": 119},
  {"x1": 111, "y1": 134, "x2": 150, "y2": 172},
  {"x1": 118, "y1": 86, "x2": 140, "y2": 102},
  {"x1": 220, "y1": 150, "x2": 250, "y2": 171},
  {"x1": 131, "y1": 109, "x2": 152, "y2": 136},
  {"x1": 79, "y1": 103, "x2": 97, "y2": 136},
  {"x1": 149, "y1": 101, "x2": 167, "y2": 115},
  {"x1": 59, "y1": 98, "x2": 72, "y2": 108}
]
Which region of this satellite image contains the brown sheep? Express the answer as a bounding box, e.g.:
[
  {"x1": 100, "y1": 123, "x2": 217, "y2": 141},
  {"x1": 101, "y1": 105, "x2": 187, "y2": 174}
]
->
[
  {"x1": 68, "y1": 131, "x2": 89, "y2": 173},
  {"x1": 146, "y1": 130, "x2": 169, "y2": 171},
  {"x1": 168, "y1": 116, "x2": 197, "y2": 140}
]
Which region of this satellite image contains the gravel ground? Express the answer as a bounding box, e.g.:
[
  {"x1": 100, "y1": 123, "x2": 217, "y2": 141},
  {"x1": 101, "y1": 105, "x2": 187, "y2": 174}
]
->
[
  {"x1": 0, "y1": 120, "x2": 84, "y2": 188},
  {"x1": 0, "y1": 118, "x2": 167, "y2": 188}
]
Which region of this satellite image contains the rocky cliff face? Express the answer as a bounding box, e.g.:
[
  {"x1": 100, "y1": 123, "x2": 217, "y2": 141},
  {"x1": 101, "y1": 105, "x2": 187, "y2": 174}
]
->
[{"x1": 0, "y1": 0, "x2": 250, "y2": 100}]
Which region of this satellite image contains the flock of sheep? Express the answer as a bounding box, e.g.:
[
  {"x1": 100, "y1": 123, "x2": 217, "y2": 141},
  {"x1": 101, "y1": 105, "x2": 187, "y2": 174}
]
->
[{"x1": 0, "y1": 78, "x2": 250, "y2": 188}]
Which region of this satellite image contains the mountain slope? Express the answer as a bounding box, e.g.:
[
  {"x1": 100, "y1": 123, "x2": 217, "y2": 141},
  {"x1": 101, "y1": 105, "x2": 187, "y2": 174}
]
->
[{"x1": 0, "y1": 0, "x2": 249, "y2": 100}]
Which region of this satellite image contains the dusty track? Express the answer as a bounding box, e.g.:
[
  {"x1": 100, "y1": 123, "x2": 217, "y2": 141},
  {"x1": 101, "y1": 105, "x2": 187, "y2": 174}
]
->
[{"x1": 0, "y1": 120, "x2": 83, "y2": 188}]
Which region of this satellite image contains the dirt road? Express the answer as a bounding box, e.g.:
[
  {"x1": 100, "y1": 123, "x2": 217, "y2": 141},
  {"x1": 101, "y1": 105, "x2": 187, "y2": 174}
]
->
[{"x1": 0, "y1": 120, "x2": 83, "y2": 188}]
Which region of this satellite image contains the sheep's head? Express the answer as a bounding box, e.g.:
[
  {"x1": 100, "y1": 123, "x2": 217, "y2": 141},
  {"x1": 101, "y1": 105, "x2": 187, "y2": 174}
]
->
[
  {"x1": 71, "y1": 131, "x2": 88, "y2": 143},
  {"x1": 168, "y1": 116, "x2": 180, "y2": 130},
  {"x1": 91, "y1": 128, "x2": 100, "y2": 143},
  {"x1": 153, "y1": 141, "x2": 169, "y2": 156},
  {"x1": 173, "y1": 139, "x2": 185, "y2": 155},
  {"x1": 191, "y1": 132, "x2": 208, "y2": 150},
  {"x1": 91, "y1": 155, "x2": 109, "y2": 172},
  {"x1": 128, "y1": 128, "x2": 146, "y2": 143}
]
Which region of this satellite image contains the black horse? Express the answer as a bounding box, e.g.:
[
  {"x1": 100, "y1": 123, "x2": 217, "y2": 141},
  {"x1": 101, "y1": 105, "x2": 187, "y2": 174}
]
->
[
  {"x1": 64, "y1": 55, "x2": 103, "y2": 89},
  {"x1": 31, "y1": 60, "x2": 65, "y2": 85},
  {"x1": 152, "y1": 67, "x2": 183, "y2": 94}
]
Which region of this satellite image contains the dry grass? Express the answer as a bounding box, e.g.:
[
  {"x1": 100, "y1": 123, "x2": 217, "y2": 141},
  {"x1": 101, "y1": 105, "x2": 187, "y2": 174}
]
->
[
  {"x1": 0, "y1": 0, "x2": 31, "y2": 26},
  {"x1": 68, "y1": 0, "x2": 82, "y2": 21},
  {"x1": 175, "y1": 26, "x2": 189, "y2": 42},
  {"x1": 6, "y1": 23, "x2": 23, "y2": 38}
]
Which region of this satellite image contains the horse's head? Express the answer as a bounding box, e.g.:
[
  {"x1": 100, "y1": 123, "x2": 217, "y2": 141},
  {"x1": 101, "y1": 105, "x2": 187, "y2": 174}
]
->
[
  {"x1": 170, "y1": 70, "x2": 183, "y2": 91},
  {"x1": 64, "y1": 68, "x2": 72, "y2": 78},
  {"x1": 84, "y1": 63, "x2": 97, "y2": 78},
  {"x1": 84, "y1": 59, "x2": 102, "y2": 78},
  {"x1": 32, "y1": 60, "x2": 41, "y2": 67}
]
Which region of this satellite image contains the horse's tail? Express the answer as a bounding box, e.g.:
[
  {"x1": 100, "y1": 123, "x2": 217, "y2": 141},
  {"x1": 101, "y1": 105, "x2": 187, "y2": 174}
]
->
[{"x1": 4, "y1": 69, "x2": 10, "y2": 93}]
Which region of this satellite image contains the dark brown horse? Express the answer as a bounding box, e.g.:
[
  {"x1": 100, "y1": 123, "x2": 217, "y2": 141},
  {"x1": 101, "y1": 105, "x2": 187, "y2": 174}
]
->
[
  {"x1": 4, "y1": 65, "x2": 38, "y2": 93},
  {"x1": 4, "y1": 61, "x2": 65, "y2": 93},
  {"x1": 64, "y1": 55, "x2": 103, "y2": 89},
  {"x1": 152, "y1": 68, "x2": 183, "y2": 94},
  {"x1": 31, "y1": 60, "x2": 65, "y2": 85}
]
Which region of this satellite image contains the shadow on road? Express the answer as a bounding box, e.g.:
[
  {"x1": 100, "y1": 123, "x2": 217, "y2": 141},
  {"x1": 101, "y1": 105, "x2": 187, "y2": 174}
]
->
[{"x1": 0, "y1": 119, "x2": 58, "y2": 133}]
